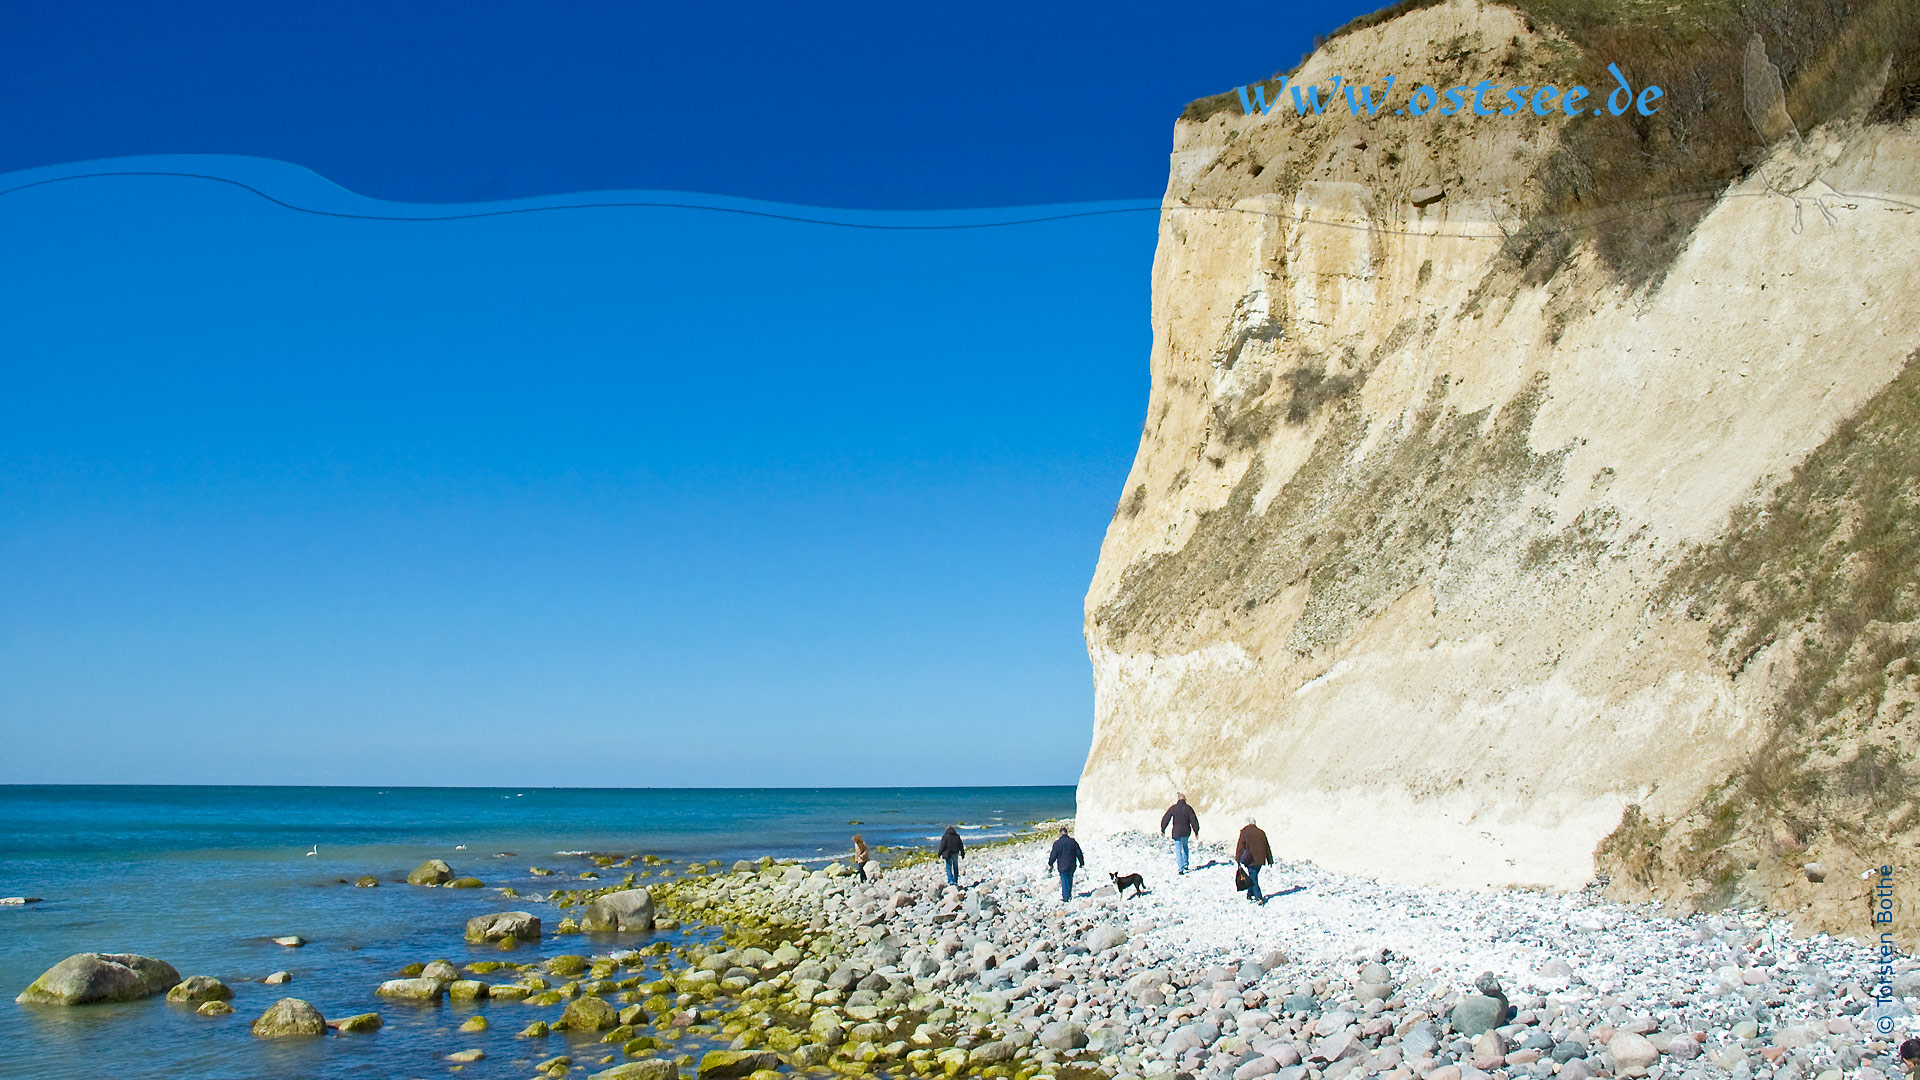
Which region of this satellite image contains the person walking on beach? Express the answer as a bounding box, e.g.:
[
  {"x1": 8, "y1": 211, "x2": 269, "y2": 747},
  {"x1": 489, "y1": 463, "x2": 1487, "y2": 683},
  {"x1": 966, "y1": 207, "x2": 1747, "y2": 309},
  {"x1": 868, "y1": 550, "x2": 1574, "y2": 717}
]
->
[
  {"x1": 852, "y1": 834, "x2": 871, "y2": 882},
  {"x1": 937, "y1": 826, "x2": 965, "y2": 887},
  {"x1": 1235, "y1": 818, "x2": 1273, "y2": 904},
  {"x1": 1159, "y1": 792, "x2": 1199, "y2": 874},
  {"x1": 1047, "y1": 825, "x2": 1084, "y2": 902}
]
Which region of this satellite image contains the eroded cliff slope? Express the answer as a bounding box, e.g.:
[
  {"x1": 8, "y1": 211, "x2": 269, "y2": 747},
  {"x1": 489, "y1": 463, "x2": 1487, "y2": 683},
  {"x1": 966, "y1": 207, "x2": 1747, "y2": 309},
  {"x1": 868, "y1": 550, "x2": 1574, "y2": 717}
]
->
[{"x1": 1079, "y1": 0, "x2": 1920, "y2": 943}]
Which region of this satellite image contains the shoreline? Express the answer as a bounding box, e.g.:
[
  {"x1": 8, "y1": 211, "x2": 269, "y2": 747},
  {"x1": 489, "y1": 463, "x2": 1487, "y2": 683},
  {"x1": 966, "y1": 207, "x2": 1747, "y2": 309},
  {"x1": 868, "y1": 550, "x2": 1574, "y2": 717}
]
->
[
  {"x1": 8, "y1": 825, "x2": 1917, "y2": 1080},
  {"x1": 622, "y1": 829, "x2": 1916, "y2": 1080}
]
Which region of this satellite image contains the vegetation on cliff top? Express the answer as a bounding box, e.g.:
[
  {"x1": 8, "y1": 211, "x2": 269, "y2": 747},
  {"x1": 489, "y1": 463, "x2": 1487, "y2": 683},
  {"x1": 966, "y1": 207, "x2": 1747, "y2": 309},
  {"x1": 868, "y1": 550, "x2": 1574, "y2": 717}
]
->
[{"x1": 1181, "y1": 0, "x2": 1920, "y2": 290}]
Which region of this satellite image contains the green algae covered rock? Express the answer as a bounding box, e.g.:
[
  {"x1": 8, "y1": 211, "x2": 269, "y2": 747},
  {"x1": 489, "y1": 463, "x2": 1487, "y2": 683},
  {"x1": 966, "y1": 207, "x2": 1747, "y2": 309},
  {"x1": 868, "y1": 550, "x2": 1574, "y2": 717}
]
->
[{"x1": 251, "y1": 997, "x2": 326, "y2": 1038}]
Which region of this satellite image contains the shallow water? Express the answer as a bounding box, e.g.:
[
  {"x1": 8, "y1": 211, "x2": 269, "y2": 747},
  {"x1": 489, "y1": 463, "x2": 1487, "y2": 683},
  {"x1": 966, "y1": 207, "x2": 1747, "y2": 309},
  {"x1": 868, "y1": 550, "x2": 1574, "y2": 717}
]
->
[{"x1": 0, "y1": 785, "x2": 1074, "y2": 1079}]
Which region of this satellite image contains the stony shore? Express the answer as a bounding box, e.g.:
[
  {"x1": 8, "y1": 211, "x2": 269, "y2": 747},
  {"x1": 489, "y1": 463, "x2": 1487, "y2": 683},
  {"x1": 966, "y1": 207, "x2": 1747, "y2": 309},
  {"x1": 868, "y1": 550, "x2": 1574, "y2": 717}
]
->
[
  {"x1": 13, "y1": 828, "x2": 1918, "y2": 1080},
  {"x1": 544, "y1": 829, "x2": 1919, "y2": 1080}
]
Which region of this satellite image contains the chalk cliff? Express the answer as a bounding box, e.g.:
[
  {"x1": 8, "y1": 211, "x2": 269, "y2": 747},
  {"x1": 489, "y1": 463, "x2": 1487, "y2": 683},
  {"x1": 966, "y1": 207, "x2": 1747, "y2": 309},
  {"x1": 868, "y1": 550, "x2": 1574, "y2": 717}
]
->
[{"x1": 1079, "y1": 0, "x2": 1920, "y2": 942}]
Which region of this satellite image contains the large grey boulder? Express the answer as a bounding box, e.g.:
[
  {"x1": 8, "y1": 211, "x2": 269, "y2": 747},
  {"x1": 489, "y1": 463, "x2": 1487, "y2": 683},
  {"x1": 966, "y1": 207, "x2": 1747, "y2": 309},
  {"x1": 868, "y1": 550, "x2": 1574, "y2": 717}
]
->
[
  {"x1": 15, "y1": 953, "x2": 181, "y2": 1005},
  {"x1": 1450, "y1": 993, "x2": 1508, "y2": 1038},
  {"x1": 1039, "y1": 1020, "x2": 1088, "y2": 1050},
  {"x1": 407, "y1": 859, "x2": 455, "y2": 885},
  {"x1": 466, "y1": 910, "x2": 542, "y2": 944},
  {"x1": 251, "y1": 997, "x2": 327, "y2": 1037},
  {"x1": 581, "y1": 888, "x2": 654, "y2": 932}
]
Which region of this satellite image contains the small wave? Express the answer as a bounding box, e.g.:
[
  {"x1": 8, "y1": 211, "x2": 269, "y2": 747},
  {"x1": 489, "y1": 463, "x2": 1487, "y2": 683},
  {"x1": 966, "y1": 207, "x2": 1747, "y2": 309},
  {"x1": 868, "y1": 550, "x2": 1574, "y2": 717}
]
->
[{"x1": 553, "y1": 850, "x2": 592, "y2": 856}]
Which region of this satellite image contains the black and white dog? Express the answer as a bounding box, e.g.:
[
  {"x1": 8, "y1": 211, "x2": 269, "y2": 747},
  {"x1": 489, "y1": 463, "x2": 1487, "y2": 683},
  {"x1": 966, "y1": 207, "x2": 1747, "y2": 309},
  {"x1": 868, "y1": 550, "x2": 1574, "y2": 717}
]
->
[{"x1": 1109, "y1": 871, "x2": 1147, "y2": 898}]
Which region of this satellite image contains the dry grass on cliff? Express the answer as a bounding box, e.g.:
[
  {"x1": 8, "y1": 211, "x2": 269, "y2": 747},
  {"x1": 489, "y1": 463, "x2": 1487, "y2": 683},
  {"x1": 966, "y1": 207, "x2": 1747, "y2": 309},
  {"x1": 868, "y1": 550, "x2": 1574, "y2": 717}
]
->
[
  {"x1": 1183, "y1": 0, "x2": 1920, "y2": 291},
  {"x1": 1603, "y1": 351, "x2": 1920, "y2": 919}
]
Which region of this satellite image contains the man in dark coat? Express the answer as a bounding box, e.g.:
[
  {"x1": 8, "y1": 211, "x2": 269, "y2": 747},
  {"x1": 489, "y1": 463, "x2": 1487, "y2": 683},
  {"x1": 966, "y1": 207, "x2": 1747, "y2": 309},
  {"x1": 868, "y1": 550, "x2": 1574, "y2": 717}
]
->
[
  {"x1": 1159, "y1": 793, "x2": 1200, "y2": 873},
  {"x1": 1235, "y1": 819, "x2": 1273, "y2": 903},
  {"x1": 937, "y1": 826, "x2": 965, "y2": 886},
  {"x1": 1046, "y1": 826, "x2": 1085, "y2": 902}
]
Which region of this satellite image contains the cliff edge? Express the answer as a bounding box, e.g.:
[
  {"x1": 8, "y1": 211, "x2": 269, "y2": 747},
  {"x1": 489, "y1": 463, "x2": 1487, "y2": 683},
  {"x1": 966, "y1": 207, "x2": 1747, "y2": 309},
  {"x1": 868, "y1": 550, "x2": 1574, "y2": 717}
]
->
[{"x1": 1079, "y1": 0, "x2": 1920, "y2": 944}]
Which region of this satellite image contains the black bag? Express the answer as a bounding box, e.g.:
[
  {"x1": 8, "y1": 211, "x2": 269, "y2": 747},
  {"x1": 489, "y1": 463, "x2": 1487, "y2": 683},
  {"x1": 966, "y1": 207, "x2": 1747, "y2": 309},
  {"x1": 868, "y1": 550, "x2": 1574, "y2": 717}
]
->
[{"x1": 1234, "y1": 866, "x2": 1250, "y2": 892}]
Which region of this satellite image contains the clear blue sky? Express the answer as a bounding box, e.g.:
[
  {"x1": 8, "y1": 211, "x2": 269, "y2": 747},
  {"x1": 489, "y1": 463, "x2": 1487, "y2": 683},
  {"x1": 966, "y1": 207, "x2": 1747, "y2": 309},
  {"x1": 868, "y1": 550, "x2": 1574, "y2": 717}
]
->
[
  {"x1": 0, "y1": 2, "x2": 1381, "y2": 786},
  {"x1": 3, "y1": 0, "x2": 1378, "y2": 207}
]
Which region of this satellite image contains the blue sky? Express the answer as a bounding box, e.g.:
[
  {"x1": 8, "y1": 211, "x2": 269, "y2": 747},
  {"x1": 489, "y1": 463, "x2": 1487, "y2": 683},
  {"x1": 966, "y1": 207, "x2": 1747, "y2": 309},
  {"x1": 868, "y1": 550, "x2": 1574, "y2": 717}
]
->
[
  {"x1": 3, "y1": 0, "x2": 1377, "y2": 207},
  {"x1": 0, "y1": 3, "x2": 1379, "y2": 785}
]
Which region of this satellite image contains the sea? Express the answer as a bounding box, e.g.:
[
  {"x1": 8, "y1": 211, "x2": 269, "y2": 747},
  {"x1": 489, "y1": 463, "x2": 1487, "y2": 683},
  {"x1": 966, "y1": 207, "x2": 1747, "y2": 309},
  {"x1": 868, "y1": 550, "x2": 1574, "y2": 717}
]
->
[{"x1": 0, "y1": 784, "x2": 1076, "y2": 1079}]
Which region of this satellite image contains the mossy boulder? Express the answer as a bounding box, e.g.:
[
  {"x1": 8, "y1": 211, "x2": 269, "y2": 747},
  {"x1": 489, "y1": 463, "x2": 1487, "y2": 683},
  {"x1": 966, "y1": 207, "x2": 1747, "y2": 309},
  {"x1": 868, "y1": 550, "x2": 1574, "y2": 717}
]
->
[
  {"x1": 544, "y1": 954, "x2": 587, "y2": 977},
  {"x1": 593, "y1": 1061, "x2": 677, "y2": 1080},
  {"x1": 563, "y1": 994, "x2": 620, "y2": 1031},
  {"x1": 251, "y1": 997, "x2": 326, "y2": 1038},
  {"x1": 448, "y1": 877, "x2": 485, "y2": 889},
  {"x1": 407, "y1": 858, "x2": 455, "y2": 885},
  {"x1": 197, "y1": 1000, "x2": 236, "y2": 1017},
  {"x1": 698, "y1": 1050, "x2": 779, "y2": 1078},
  {"x1": 521, "y1": 1020, "x2": 552, "y2": 1037},
  {"x1": 353, "y1": 875, "x2": 379, "y2": 887},
  {"x1": 421, "y1": 959, "x2": 460, "y2": 981},
  {"x1": 460, "y1": 1014, "x2": 489, "y2": 1032},
  {"x1": 165, "y1": 975, "x2": 232, "y2": 1005},
  {"x1": 449, "y1": 979, "x2": 489, "y2": 1001},
  {"x1": 332, "y1": 1012, "x2": 384, "y2": 1033}
]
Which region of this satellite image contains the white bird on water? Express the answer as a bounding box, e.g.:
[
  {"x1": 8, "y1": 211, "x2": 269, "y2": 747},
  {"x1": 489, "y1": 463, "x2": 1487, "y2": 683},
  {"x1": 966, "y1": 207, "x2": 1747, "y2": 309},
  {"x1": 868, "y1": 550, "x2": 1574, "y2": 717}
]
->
[{"x1": 305, "y1": 845, "x2": 318, "y2": 857}]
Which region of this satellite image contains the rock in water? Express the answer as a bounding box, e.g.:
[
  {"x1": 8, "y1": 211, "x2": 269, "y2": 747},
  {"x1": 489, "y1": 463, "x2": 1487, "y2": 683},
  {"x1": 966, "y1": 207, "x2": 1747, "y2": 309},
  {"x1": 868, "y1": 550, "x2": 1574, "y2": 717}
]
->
[
  {"x1": 15, "y1": 952, "x2": 181, "y2": 1005},
  {"x1": 594, "y1": 1061, "x2": 677, "y2": 1080},
  {"x1": 251, "y1": 997, "x2": 326, "y2": 1037},
  {"x1": 407, "y1": 858, "x2": 455, "y2": 885},
  {"x1": 197, "y1": 1000, "x2": 235, "y2": 1017},
  {"x1": 376, "y1": 977, "x2": 447, "y2": 1002},
  {"x1": 263, "y1": 970, "x2": 292, "y2": 984},
  {"x1": 165, "y1": 975, "x2": 233, "y2": 1004},
  {"x1": 353, "y1": 875, "x2": 379, "y2": 887},
  {"x1": 332, "y1": 1012, "x2": 383, "y2": 1033},
  {"x1": 581, "y1": 888, "x2": 655, "y2": 932},
  {"x1": 467, "y1": 910, "x2": 542, "y2": 944},
  {"x1": 272, "y1": 935, "x2": 306, "y2": 947},
  {"x1": 562, "y1": 994, "x2": 619, "y2": 1031},
  {"x1": 699, "y1": 1050, "x2": 780, "y2": 1078}
]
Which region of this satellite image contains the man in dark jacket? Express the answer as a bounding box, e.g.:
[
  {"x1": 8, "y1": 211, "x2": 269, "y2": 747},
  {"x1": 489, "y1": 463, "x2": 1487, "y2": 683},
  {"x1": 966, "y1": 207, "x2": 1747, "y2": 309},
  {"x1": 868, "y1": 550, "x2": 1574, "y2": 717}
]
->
[
  {"x1": 1235, "y1": 819, "x2": 1273, "y2": 904},
  {"x1": 1046, "y1": 826, "x2": 1085, "y2": 902},
  {"x1": 1159, "y1": 793, "x2": 1199, "y2": 873},
  {"x1": 937, "y1": 826, "x2": 965, "y2": 886}
]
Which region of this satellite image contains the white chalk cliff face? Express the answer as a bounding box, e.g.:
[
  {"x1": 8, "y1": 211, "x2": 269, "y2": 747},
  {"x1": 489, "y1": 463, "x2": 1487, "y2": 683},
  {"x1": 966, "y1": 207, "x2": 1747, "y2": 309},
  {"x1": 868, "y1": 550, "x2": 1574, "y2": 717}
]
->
[{"x1": 1078, "y1": 0, "x2": 1920, "y2": 938}]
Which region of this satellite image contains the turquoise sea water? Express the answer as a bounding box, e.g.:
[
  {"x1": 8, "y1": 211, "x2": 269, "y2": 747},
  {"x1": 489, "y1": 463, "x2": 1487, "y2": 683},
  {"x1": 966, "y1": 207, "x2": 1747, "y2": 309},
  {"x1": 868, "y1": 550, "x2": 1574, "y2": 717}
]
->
[{"x1": 0, "y1": 785, "x2": 1075, "y2": 1079}]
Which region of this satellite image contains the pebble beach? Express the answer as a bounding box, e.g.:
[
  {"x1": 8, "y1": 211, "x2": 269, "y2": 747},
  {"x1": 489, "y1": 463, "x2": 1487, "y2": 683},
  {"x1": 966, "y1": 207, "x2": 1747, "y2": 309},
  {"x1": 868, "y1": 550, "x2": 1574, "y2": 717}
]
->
[
  {"x1": 9, "y1": 819, "x2": 1917, "y2": 1080},
  {"x1": 572, "y1": 829, "x2": 1917, "y2": 1080}
]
